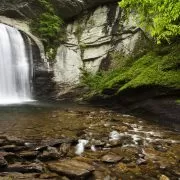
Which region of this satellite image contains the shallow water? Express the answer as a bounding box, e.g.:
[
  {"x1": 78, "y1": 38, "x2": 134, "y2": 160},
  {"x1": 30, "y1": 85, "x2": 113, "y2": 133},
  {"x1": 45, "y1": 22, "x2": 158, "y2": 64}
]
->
[
  {"x1": 0, "y1": 102, "x2": 179, "y2": 179},
  {"x1": 0, "y1": 101, "x2": 179, "y2": 142},
  {"x1": 0, "y1": 101, "x2": 87, "y2": 140}
]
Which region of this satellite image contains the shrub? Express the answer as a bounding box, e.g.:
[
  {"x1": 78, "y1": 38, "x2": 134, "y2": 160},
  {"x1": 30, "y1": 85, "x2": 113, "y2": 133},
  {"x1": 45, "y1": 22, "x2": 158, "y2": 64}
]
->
[
  {"x1": 119, "y1": 0, "x2": 180, "y2": 43},
  {"x1": 30, "y1": 0, "x2": 65, "y2": 61}
]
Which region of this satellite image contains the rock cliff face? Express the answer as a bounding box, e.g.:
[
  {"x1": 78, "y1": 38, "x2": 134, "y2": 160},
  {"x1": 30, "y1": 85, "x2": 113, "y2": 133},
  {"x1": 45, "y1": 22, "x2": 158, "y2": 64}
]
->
[{"x1": 54, "y1": 3, "x2": 149, "y2": 85}]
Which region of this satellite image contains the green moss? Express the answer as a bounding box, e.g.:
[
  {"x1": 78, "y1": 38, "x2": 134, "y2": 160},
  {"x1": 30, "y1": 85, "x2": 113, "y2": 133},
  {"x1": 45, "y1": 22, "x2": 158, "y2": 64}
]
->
[
  {"x1": 119, "y1": 49, "x2": 180, "y2": 91},
  {"x1": 33, "y1": 12, "x2": 63, "y2": 41},
  {"x1": 176, "y1": 99, "x2": 180, "y2": 104},
  {"x1": 38, "y1": 0, "x2": 54, "y2": 13},
  {"x1": 81, "y1": 43, "x2": 180, "y2": 98}
]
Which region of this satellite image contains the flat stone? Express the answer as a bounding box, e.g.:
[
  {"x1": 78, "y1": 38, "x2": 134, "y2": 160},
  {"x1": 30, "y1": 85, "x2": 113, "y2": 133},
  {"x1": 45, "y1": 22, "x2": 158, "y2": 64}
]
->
[
  {"x1": 159, "y1": 175, "x2": 170, "y2": 180},
  {"x1": 0, "y1": 145, "x2": 25, "y2": 152},
  {"x1": 0, "y1": 172, "x2": 39, "y2": 179},
  {"x1": 35, "y1": 138, "x2": 76, "y2": 151},
  {"x1": 101, "y1": 154, "x2": 123, "y2": 163},
  {"x1": 19, "y1": 151, "x2": 38, "y2": 160},
  {"x1": 38, "y1": 147, "x2": 61, "y2": 161},
  {"x1": 7, "y1": 163, "x2": 43, "y2": 173},
  {"x1": 39, "y1": 173, "x2": 59, "y2": 179},
  {"x1": 6, "y1": 136, "x2": 25, "y2": 146},
  {"x1": 38, "y1": 151, "x2": 61, "y2": 162},
  {"x1": 154, "y1": 145, "x2": 168, "y2": 152},
  {"x1": 47, "y1": 159, "x2": 94, "y2": 178}
]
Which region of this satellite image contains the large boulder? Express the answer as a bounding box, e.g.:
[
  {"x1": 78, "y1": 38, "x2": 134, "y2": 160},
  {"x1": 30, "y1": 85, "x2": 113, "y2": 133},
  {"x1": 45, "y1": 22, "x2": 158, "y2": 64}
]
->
[
  {"x1": 52, "y1": 0, "x2": 119, "y2": 19},
  {"x1": 0, "y1": 0, "x2": 118, "y2": 20},
  {"x1": 0, "y1": 0, "x2": 42, "y2": 19}
]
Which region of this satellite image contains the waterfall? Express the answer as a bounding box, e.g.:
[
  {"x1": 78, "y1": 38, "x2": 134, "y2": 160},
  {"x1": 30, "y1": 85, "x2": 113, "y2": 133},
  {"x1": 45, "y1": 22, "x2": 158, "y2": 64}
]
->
[{"x1": 0, "y1": 23, "x2": 33, "y2": 104}]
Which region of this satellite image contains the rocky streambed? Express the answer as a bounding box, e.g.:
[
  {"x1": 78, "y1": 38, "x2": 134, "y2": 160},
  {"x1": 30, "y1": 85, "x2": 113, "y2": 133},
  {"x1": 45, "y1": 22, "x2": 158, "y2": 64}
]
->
[{"x1": 0, "y1": 103, "x2": 179, "y2": 179}]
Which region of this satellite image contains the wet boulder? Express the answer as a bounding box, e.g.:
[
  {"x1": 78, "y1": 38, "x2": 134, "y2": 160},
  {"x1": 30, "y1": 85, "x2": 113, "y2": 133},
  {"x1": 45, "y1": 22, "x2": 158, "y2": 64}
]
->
[
  {"x1": 101, "y1": 154, "x2": 123, "y2": 163},
  {"x1": 47, "y1": 159, "x2": 95, "y2": 179},
  {"x1": 38, "y1": 147, "x2": 61, "y2": 162}
]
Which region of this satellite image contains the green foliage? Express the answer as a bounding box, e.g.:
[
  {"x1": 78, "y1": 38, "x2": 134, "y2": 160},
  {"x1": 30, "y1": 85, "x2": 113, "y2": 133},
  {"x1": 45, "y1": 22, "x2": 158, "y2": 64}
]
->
[
  {"x1": 30, "y1": 0, "x2": 65, "y2": 61},
  {"x1": 119, "y1": 0, "x2": 180, "y2": 43},
  {"x1": 34, "y1": 13, "x2": 63, "y2": 43},
  {"x1": 38, "y1": 0, "x2": 54, "y2": 13},
  {"x1": 82, "y1": 43, "x2": 180, "y2": 98},
  {"x1": 109, "y1": 51, "x2": 135, "y2": 70},
  {"x1": 80, "y1": 68, "x2": 103, "y2": 91},
  {"x1": 119, "y1": 51, "x2": 180, "y2": 91}
]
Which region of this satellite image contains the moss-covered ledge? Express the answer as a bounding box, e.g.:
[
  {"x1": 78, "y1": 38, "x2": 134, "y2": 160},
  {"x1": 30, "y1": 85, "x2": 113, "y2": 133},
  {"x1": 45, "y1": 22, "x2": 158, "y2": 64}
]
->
[{"x1": 81, "y1": 42, "x2": 180, "y2": 98}]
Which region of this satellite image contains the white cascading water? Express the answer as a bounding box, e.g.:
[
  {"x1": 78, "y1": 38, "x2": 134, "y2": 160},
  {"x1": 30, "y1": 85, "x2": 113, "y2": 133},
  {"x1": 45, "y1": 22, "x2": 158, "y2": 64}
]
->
[{"x1": 0, "y1": 23, "x2": 33, "y2": 104}]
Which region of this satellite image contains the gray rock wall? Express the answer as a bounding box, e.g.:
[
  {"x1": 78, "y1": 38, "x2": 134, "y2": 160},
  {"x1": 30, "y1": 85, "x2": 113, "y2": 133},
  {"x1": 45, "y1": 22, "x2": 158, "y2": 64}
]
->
[{"x1": 53, "y1": 4, "x2": 149, "y2": 85}]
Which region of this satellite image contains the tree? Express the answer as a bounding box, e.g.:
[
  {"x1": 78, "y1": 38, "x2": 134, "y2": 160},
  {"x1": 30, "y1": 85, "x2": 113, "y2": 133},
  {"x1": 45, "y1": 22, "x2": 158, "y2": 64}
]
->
[{"x1": 119, "y1": 0, "x2": 180, "y2": 43}]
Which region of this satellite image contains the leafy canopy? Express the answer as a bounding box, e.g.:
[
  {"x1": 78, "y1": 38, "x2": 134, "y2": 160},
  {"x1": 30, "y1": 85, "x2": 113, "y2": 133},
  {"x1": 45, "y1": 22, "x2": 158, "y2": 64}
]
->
[
  {"x1": 36, "y1": 13, "x2": 63, "y2": 43},
  {"x1": 32, "y1": 0, "x2": 64, "y2": 44},
  {"x1": 119, "y1": 0, "x2": 180, "y2": 43}
]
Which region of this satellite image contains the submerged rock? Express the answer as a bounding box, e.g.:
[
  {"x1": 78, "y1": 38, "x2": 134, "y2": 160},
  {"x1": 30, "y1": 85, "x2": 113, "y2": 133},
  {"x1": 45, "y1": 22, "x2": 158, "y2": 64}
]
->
[
  {"x1": 154, "y1": 145, "x2": 168, "y2": 152},
  {"x1": 59, "y1": 143, "x2": 71, "y2": 156},
  {"x1": 47, "y1": 159, "x2": 94, "y2": 179},
  {"x1": 38, "y1": 147, "x2": 61, "y2": 162},
  {"x1": 6, "y1": 136, "x2": 25, "y2": 146},
  {"x1": 159, "y1": 175, "x2": 170, "y2": 180},
  {"x1": 101, "y1": 154, "x2": 123, "y2": 163}
]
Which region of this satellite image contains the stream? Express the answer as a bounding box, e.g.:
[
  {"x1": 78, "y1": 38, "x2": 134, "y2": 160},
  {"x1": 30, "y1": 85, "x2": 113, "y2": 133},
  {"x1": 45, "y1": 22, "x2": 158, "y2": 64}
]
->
[{"x1": 0, "y1": 102, "x2": 179, "y2": 179}]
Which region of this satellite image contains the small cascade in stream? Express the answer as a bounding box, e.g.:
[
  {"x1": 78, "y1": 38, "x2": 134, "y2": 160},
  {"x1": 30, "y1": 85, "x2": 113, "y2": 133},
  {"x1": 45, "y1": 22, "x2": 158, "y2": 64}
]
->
[{"x1": 0, "y1": 23, "x2": 33, "y2": 104}]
